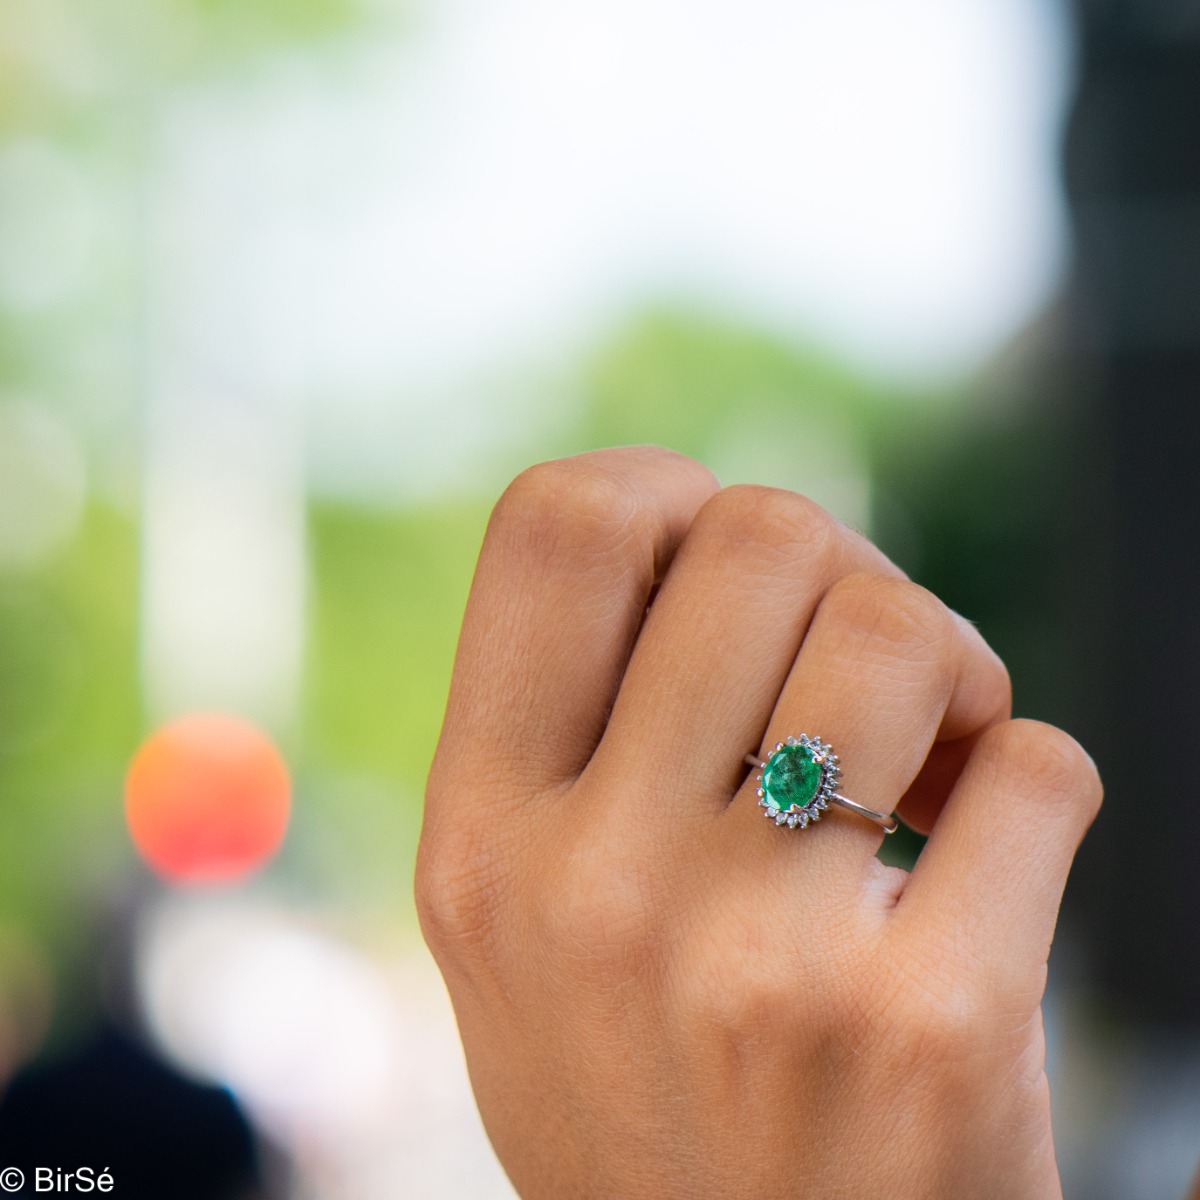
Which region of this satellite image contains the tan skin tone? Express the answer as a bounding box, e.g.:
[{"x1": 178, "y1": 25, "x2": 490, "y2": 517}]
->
[{"x1": 416, "y1": 446, "x2": 1104, "y2": 1199}]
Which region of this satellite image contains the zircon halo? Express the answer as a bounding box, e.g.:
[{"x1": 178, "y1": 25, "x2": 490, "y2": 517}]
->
[{"x1": 754, "y1": 734, "x2": 840, "y2": 830}]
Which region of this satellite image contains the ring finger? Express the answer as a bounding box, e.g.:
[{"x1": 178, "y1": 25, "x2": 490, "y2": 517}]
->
[
  {"x1": 723, "y1": 573, "x2": 1011, "y2": 897},
  {"x1": 588, "y1": 486, "x2": 905, "y2": 834}
]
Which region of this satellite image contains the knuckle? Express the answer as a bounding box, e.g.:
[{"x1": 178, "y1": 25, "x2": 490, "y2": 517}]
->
[
  {"x1": 978, "y1": 719, "x2": 1102, "y2": 820},
  {"x1": 493, "y1": 457, "x2": 650, "y2": 557},
  {"x1": 675, "y1": 905, "x2": 854, "y2": 1040},
  {"x1": 703, "y1": 974, "x2": 790, "y2": 1039},
  {"x1": 414, "y1": 824, "x2": 503, "y2": 956},
  {"x1": 871, "y1": 973, "x2": 988, "y2": 1072},
  {"x1": 694, "y1": 484, "x2": 836, "y2": 565},
  {"x1": 541, "y1": 839, "x2": 657, "y2": 971},
  {"x1": 819, "y1": 574, "x2": 955, "y2": 661},
  {"x1": 682, "y1": 951, "x2": 797, "y2": 1040}
]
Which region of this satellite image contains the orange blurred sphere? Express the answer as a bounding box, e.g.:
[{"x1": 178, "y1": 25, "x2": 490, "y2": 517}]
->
[{"x1": 125, "y1": 713, "x2": 291, "y2": 885}]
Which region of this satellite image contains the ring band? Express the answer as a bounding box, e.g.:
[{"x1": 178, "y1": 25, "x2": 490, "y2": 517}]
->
[{"x1": 743, "y1": 735, "x2": 898, "y2": 834}]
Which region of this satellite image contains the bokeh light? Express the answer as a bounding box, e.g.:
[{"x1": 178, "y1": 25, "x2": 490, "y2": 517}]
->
[
  {"x1": 5, "y1": 0, "x2": 1184, "y2": 1194},
  {"x1": 124, "y1": 713, "x2": 291, "y2": 885},
  {"x1": 0, "y1": 402, "x2": 87, "y2": 570}
]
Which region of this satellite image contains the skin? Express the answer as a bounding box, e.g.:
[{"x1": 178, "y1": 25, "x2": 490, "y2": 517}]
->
[{"x1": 416, "y1": 445, "x2": 1103, "y2": 1199}]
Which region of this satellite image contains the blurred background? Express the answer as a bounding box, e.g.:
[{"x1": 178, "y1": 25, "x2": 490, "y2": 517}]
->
[{"x1": 0, "y1": 0, "x2": 1195, "y2": 1195}]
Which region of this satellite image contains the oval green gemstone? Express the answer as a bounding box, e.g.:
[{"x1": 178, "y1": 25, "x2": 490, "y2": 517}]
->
[{"x1": 762, "y1": 743, "x2": 823, "y2": 813}]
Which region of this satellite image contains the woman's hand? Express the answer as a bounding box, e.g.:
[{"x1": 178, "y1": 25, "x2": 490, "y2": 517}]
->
[{"x1": 416, "y1": 446, "x2": 1101, "y2": 1199}]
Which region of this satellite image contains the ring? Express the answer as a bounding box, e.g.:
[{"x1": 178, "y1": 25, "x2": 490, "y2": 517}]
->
[{"x1": 743, "y1": 734, "x2": 898, "y2": 834}]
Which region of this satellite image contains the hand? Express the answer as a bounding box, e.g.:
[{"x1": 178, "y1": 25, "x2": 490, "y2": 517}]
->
[{"x1": 417, "y1": 446, "x2": 1101, "y2": 1199}]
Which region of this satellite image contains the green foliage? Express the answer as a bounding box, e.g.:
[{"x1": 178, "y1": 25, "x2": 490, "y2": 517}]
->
[
  {"x1": 0, "y1": 0, "x2": 370, "y2": 120},
  {"x1": 582, "y1": 307, "x2": 885, "y2": 463},
  {"x1": 304, "y1": 503, "x2": 485, "y2": 766},
  {"x1": 298, "y1": 500, "x2": 492, "y2": 909},
  {"x1": 873, "y1": 389, "x2": 1086, "y2": 726},
  {"x1": 184, "y1": 0, "x2": 365, "y2": 52},
  {"x1": 0, "y1": 502, "x2": 141, "y2": 959}
]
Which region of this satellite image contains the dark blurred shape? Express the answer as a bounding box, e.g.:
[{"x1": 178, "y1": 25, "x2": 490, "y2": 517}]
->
[
  {"x1": 0, "y1": 1021, "x2": 264, "y2": 1199},
  {"x1": 870, "y1": 0, "x2": 1200, "y2": 1029},
  {"x1": 1063, "y1": 0, "x2": 1200, "y2": 1025}
]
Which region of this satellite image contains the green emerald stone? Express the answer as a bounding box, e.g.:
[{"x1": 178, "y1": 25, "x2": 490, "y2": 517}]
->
[{"x1": 762, "y1": 743, "x2": 823, "y2": 813}]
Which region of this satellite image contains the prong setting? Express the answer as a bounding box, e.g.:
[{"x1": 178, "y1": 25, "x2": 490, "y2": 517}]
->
[{"x1": 753, "y1": 733, "x2": 841, "y2": 832}]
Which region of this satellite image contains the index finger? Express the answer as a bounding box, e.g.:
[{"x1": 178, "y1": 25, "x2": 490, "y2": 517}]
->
[{"x1": 431, "y1": 447, "x2": 719, "y2": 809}]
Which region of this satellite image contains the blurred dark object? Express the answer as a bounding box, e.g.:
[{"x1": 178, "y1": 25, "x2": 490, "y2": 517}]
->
[
  {"x1": 1062, "y1": 0, "x2": 1200, "y2": 1025},
  {"x1": 874, "y1": 0, "x2": 1200, "y2": 1028},
  {"x1": 0, "y1": 1021, "x2": 266, "y2": 1199}
]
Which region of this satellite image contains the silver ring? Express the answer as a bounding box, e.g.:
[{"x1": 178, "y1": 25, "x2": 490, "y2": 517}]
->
[{"x1": 743, "y1": 735, "x2": 898, "y2": 834}]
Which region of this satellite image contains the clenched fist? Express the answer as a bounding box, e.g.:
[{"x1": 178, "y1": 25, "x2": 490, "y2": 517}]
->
[{"x1": 417, "y1": 447, "x2": 1101, "y2": 1199}]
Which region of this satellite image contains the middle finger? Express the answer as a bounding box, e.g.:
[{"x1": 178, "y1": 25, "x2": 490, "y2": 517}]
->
[{"x1": 588, "y1": 485, "x2": 904, "y2": 833}]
